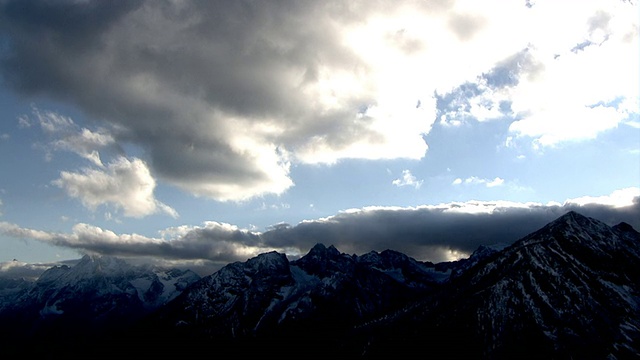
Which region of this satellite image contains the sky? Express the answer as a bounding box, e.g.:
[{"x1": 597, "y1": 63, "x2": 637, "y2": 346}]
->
[{"x1": 0, "y1": 0, "x2": 638, "y2": 275}]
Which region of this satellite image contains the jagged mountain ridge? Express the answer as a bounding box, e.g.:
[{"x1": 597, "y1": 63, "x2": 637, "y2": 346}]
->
[
  {"x1": 0, "y1": 254, "x2": 200, "y2": 344},
  {"x1": 150, "y1": 243, "x2": 448, "y2": 343},
  {"x1": 1, "y1": 211, "x2": 638, "y2": 359},
  {"x1": 466, "y1": 211, "x2": 640, "y2": 358},
  {"x1": 143, "y1": 211, "x2": 640, "y2": 358},
  {"x1": 361, "y1": 211, "x2": 640, "y2": 359}
]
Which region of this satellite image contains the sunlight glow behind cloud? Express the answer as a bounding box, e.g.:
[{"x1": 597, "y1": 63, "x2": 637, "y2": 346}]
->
[
  {"x1": 1, "y1": 0, "x2": 635, "y2": 201},
  {"x1": 1, "y1": 187, "x2": 637, "y2": 266}
]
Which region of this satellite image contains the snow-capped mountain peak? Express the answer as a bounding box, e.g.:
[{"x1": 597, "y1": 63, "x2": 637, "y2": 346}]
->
[
  {"x1": 0, "y1": 255, "x2": 200, "y2": 344},
  {"x1": 2, "y1": 211, "x2": 638, "y2": 359}
]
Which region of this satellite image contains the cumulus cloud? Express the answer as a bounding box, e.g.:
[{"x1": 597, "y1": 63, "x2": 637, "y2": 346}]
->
[
  {"x1": 392, "y1": 170, "x2": 423, "y2": 189},
  {"x1": 24, "y1": 108, "x2": 165, "y2": 220},
  {"x1": 53, "y1": 157, "x2": 178, "y2": 218},
  {"x1": 2, "y1": 1, "x2": 632, "y2": 200},
  {"x1": 2, "y1": 188, "x2": 638, "y2": 266},
  {"x1": 0, "y1": 1, "x2": 436, "y2": 201}
]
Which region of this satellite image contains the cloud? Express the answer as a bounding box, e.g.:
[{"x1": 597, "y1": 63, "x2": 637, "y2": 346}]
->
[
  {"x1": 509, "y1": 104, "x2": 628, "y2": 149},
  {"x1": 0, "y1": 0, "x2": 637, "y2": 201},
  {"x1": 257, "y1": 202, "x2": 291, "y2": 211},
  {"x1": 565, "y1": 187, "x2": 640, "y2": 208},
  {"x1": 392, "y1": 170, "x2": 423, "y2": 189},
  {"x1": 52, "y1": 157, "x2": 178, "y2": 218},
  {"x1": 0, "y1": 1, "x2": 436, "y2": 201},
  {"x1": 2, "y1": 188, "x2": 638, "y2": 266},
  {"x1": 452, "y1": 176, "x2": 505, "y2": 188},
  {"x1": 261, "y1": 191, "x2": 640, "y2": 262},
  {"x1": 448, "y1": 11, "x2": 487, "y2": 42},
  {"x1": 29, "y1": 107, "x2": 116, "y2": 166},
  {"x1": 0, "y1": 260, "x2": 58, "y2": 280},
  {"x1": 18, "y1": 108, "x2": 174, "y2": 219},
  {"x1": 0, "y1": 220, "x2": 282, "y2": 274},
  {"x1": 434, "y1": 1, "x2": 638, "y2": 147},
  {"x1": 436, "y1": 48, "x2": 543, "y2": 125}
]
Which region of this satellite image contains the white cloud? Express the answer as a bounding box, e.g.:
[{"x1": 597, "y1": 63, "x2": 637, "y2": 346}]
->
[
  {"x1": 452, "y1": 176, "x2": 505, "y2": 188},
  {"x1": 392, "y1": 170, "x2": 423, "y2": 189},
  {"x1": 435, "y1": 1, "x2": 638, "y2": 148},
  {"x1": 257, "y1": 202, "x2": 291, "y2": 211},
  {"x1": 52, "y1": 157, "x2": 178, "y2": 218},
  {"x1": 565, "y1": 187, "x2": 640, "y2": 208},
  {"x1": 30, "y1": 108, "x2": 116, "y2": 167},
  {"x1": 22, "y1": 108, "x2": 176, "y2": 219},
  {"x1": 1, "y1": 1, "x2": 637, "y2": 200},
  {"x1": 509, "y1": 104, "x2": 627, "y2": 148},
  {"x1": 506, "y1": 2, "x2": 638, "y2": 147},
  {"x1": 486, "y1": 177, "x2": 505, "y2": 188},
  {"x1": 17, "y1": 115, "x2": 32, "y2": 128}
]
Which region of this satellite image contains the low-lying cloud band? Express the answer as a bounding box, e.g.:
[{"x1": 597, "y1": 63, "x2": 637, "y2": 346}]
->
[{"x1": 2, "y1": 189, "x2": 638, "y2": 272}]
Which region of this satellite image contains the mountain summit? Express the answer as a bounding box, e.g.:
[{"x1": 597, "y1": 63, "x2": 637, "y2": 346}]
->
[
  {"x1": 0, "y1": 255, "x2": 200, "y2": 348},
  {"x1": 141, "y1": 212, "x2": 639, "y2": 358},
  {"x1": 367, "y1": 210, "x2": 640, "y2": 359},
  {"x1": 1, "y1": 211, "x2": 638, "y2": 359}
]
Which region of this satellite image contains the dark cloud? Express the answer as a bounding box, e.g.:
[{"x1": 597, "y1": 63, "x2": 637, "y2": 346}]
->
[
  {"x1": 1, "y1": 0, "x2": 636, "y2": 201},
  {"x1": 0, "y1": 0, "x2": 306, "y2": 199},
  {"x1": 68, "y1": 222, "x2": 263, "y2": 264},
  {"x1": 0, "y1": 1, "x2": 142, "y2": 94},
  {"x1": 4, "y1": 197, "x2": 637, "y2": 267},
  {"x1": 2, "y1": 0, "x2": 423, "y2": 200},
  {"x1": 0, "y1": 221, "x2": 247, "y2": 262},
  {"x1": 261, "y1": 199, "x2": 640, "y2": 261},
  {"x1": 1, "y1": 0, "x2": 471, "y2": 200}
]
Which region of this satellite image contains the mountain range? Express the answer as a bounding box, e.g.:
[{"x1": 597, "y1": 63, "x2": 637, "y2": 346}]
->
[
  {"x1": 0, "y1": 255, "x2": 200, "y2": 352},
  {"x1": 0, "y1": 211, "x2": 638, "y2": 359}
]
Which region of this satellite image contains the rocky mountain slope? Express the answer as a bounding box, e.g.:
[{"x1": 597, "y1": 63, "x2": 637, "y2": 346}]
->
[
  {"x1": 142, "y1": 243, "x2": 449, "y2": 355},
  {"x1": 1, "y1": 211, "x2": 638, "y2": 359},
  {"x1": 0, "y1": 255, "x2": 200, "y2": 346},
  {"x1": 143, "y1": 211, "x2": 639, "y2": 359},
  {"x1": 360, "y1": 211, "x2": 640, "y2": 359}
]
